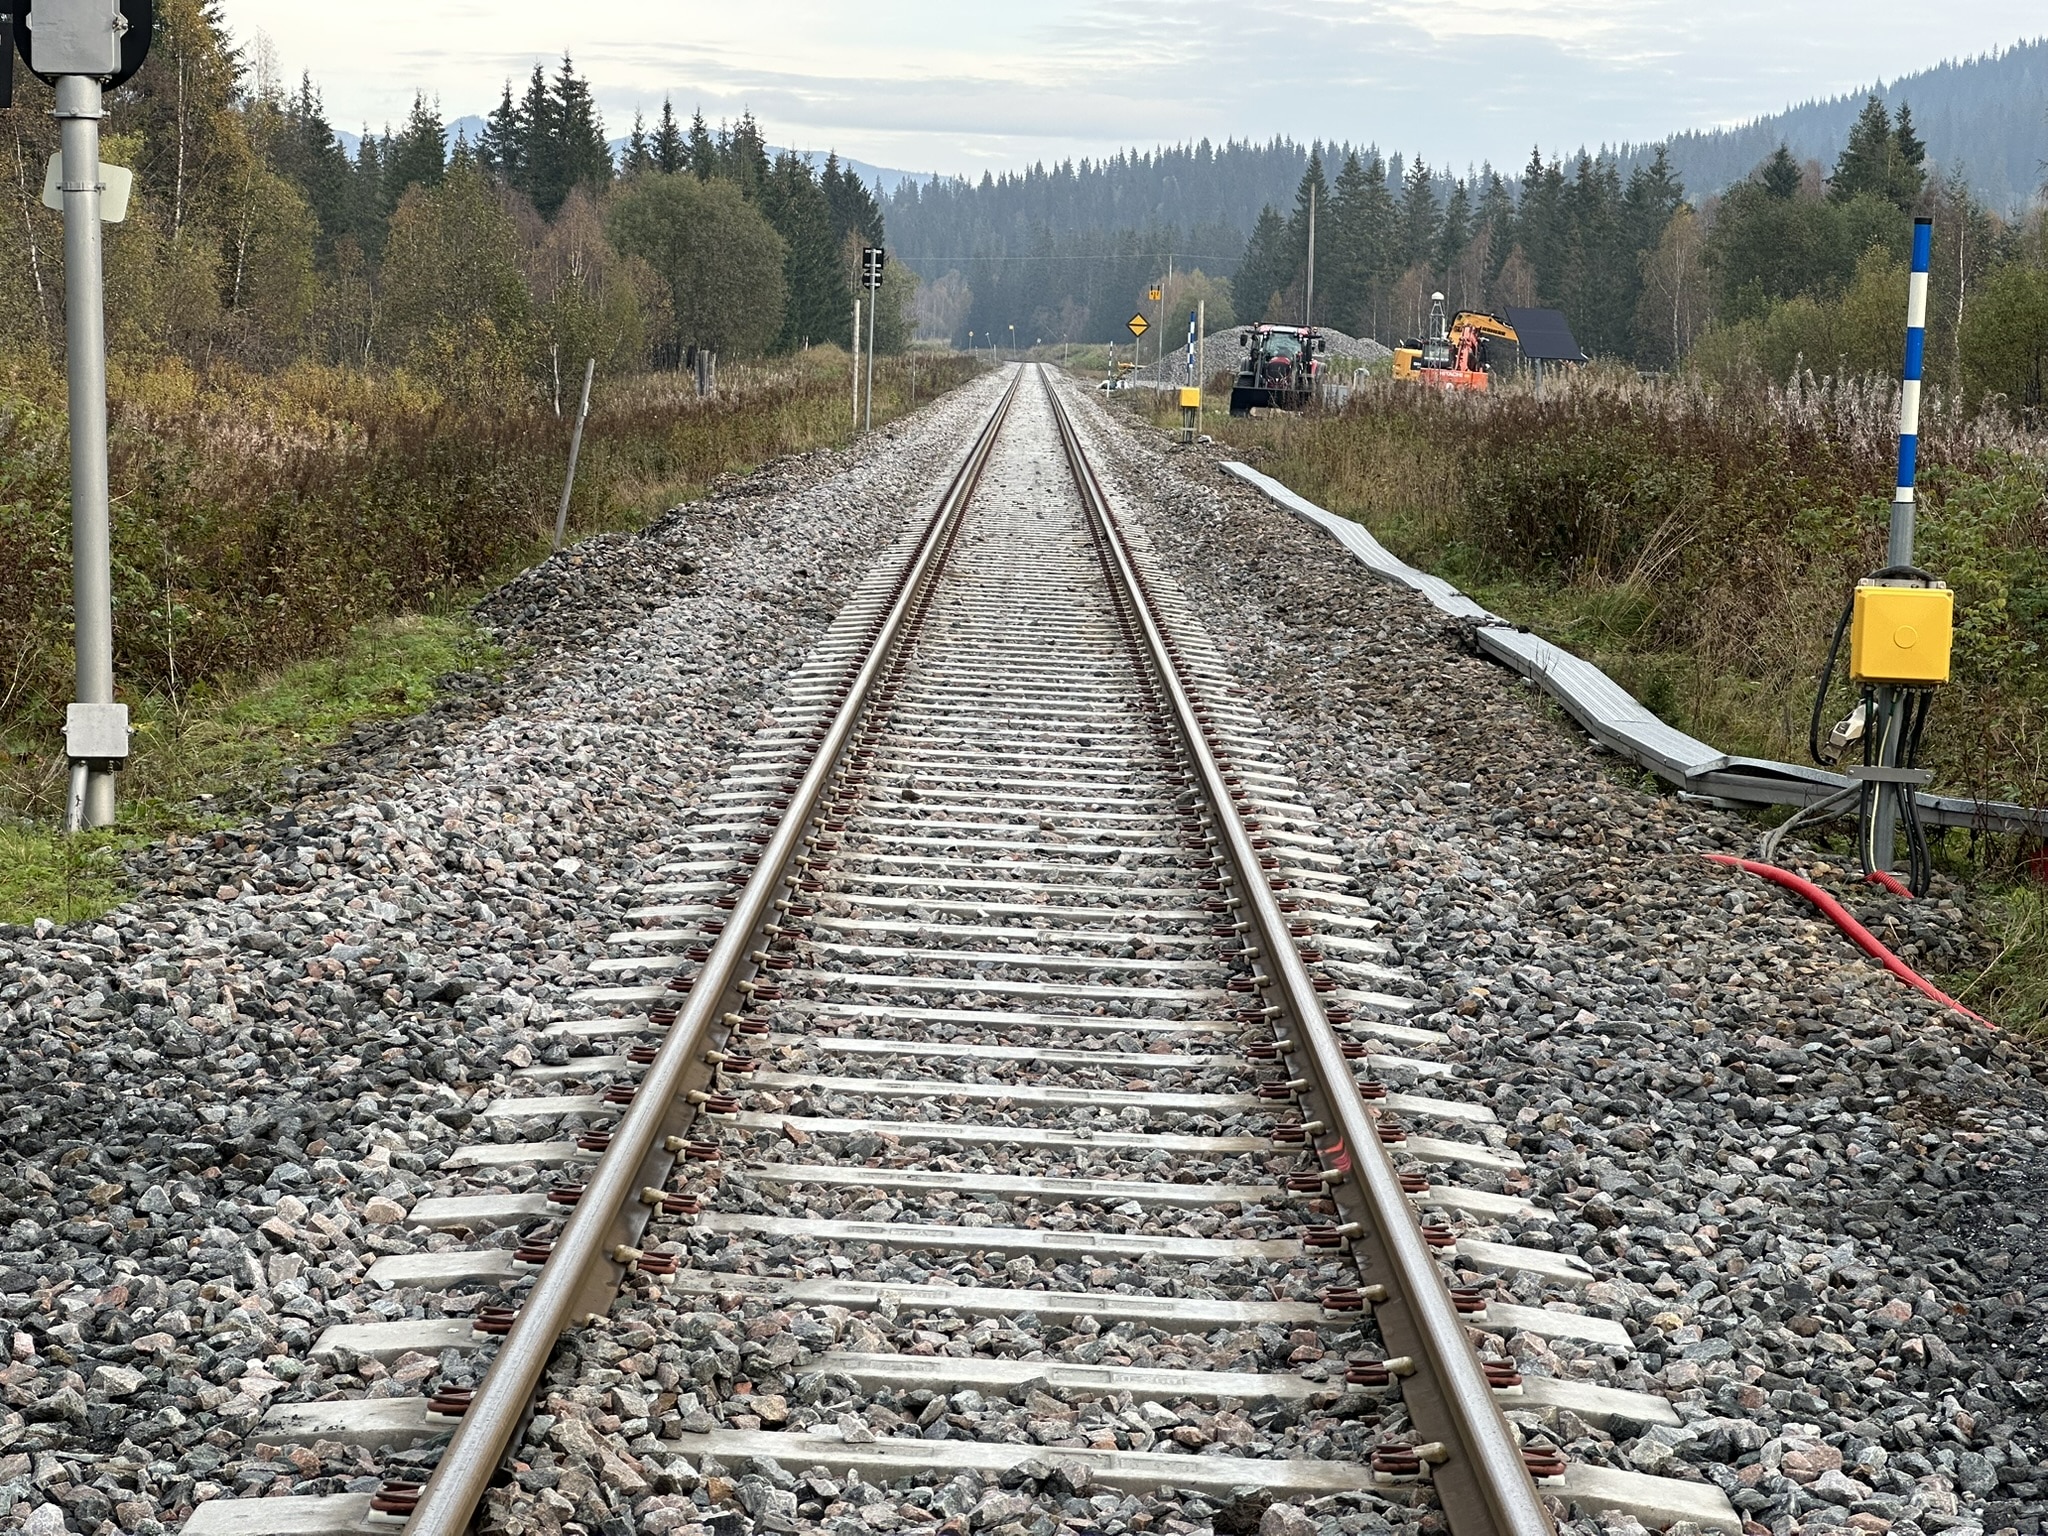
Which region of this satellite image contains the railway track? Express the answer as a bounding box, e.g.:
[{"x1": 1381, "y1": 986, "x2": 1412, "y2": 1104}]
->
[{"x1": 183, "y1": 367, "x2": 1738, "y2": 1536}]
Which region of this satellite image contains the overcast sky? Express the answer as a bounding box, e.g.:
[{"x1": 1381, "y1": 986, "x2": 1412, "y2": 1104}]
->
[{"x1": 226, "y1": 1, "x2": 2041, "y2": 177}]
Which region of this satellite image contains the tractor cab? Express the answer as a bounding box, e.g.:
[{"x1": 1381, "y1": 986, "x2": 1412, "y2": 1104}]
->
[{"x1": 1230, "y1": 325, "x2": 1325, "y2": 415}]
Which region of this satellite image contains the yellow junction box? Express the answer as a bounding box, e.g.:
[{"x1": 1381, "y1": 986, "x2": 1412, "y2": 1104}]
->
[
  {"x1": 1178, "y1": 387, "x2": 1202, "y2": 409},
  {"x1": 1850, "y1": 583, "x2": 1954, "y2": 685}
]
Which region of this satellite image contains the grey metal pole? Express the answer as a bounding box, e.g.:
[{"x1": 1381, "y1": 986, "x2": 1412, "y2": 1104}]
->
[
  {"x1": 864, "y1": 278, "x2": 878, "y2": 434},
  {"x1": 58, "y1": 74, "x2": 119, "y2": 830},
  {"x1": 851, "y1": 298, "x2": 861, "y2": 427},
  {"x1": 1868, "y1": 217, "x2": 1936, "y2": 874},
  {"x1": 550, "y1": 358, "x2": 595, "y2": 553},
  {"x1": 1305, "y1": 182, "x2": 1316, "y2": 330}
]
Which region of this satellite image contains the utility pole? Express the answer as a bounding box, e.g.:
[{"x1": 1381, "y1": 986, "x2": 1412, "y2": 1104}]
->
[
  {"x1": 1162, "y1": 256, "x2": 1172, "y2": 372},
  {"x1": 1147, "y1": 281, "x2": 1163, "y2": 378},
  {"x1": 851, "y1": 298, "x2": 861, "y2": 427},
  {"x1": 1305, "y1": 182, "x2": 1317, "y2": 330},
  {"x1": 24, "y1": 0, "x2": 149, "y2": 831}
]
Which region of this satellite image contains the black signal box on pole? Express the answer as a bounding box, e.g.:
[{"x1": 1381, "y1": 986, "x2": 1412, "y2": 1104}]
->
[
  {"x1": 9, "y1": 0, "x2": 154, "y2": 91},
  {"x1": 861, "y1": 246, "x2": 885, "y2": 292}
]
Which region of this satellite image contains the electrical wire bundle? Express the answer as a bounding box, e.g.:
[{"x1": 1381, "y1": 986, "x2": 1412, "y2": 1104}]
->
[{"x1": 1807, "y1": 565, "x2": 1939, "y2": 897}]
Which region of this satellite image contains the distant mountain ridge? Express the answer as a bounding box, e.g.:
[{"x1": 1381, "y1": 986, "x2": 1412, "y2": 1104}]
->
[
  {"x1": 1610, "y1": 39, "x2": 2048, "y2": 212},
  {"x1": 332, "y1": 40, "x2": 2046, "y2": 224}
]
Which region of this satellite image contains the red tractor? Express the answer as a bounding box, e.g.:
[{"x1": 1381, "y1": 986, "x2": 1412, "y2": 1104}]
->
[{"x1": 1230, "y1": 325, "x2": 1326, "y2": 415}]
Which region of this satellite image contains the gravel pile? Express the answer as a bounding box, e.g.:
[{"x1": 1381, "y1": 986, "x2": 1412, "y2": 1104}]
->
[
  {"x1": 1057, "y1": 380, "x2": 2048, "y2": 1536},
  {"x1": 0, "y1": 370, "x2": 1011, "y2": 1534}
]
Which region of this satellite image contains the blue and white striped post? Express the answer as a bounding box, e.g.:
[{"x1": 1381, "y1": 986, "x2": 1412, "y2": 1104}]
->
[
  {"x1": 1888, "y1": 216, "x2": 1933, "y2": 568},
  {"x1": 1869, "y1": 215, "x2": 1936, "y2": 873}
]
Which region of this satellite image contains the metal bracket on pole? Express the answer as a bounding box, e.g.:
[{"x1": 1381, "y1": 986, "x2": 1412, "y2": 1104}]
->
[{"x1": 63, "y1": 702, "x2": 127, "y2": 833}]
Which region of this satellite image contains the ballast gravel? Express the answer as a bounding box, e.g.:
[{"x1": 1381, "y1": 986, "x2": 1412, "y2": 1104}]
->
[
  {"x1": 1048, "y1": 378, "x2": 2048, "y2": 1536},
  {"x1": 0, "y1": 368, "x2": 1012, "y2": 1535},
  {"x1": 9, "y1": 361, "x2": 2043, "y2": 1536}
]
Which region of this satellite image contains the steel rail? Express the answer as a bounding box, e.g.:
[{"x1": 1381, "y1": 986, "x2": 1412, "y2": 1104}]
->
[
  {"x1": 1038, "y1": 366, "x2": 1553, "y2": 1536},
  {"x1": 400, "y1": 367, "x2": 1027, "y2": 1536}
]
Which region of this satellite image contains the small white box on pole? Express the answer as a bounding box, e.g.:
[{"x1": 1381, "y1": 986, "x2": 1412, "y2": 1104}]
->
[
  {"x1": 65, "y1": 701, "x2": 129, "y2": 760},
  {"x1": 25, "y1": 0, "x2": 123, "y2": 75},
  {"x1": 42, "y1": 152, "x2": 132, "y2": 222}
]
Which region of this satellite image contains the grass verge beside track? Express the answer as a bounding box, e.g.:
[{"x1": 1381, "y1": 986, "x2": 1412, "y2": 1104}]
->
[
  {"x1": 0, "y1": 348, "x2": 980, "y2": 926},
  {"x1": 1114, "y1": 372, "x2": 2048, "y2": 1030}
]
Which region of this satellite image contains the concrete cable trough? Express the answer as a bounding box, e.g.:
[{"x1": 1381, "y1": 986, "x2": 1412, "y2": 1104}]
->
[{"x1": 1221, "y1": 461, "x2": 2048, "y2": 839}]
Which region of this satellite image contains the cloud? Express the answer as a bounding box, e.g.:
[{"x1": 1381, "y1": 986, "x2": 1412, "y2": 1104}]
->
[{"x1": 221, "y1": 0, "x2": 2043, "y2": 176}]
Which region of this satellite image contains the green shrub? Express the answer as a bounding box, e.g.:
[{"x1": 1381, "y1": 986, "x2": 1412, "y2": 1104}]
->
[{"x1": 0, "y1": 348, "x2": 979, "y2": 819}]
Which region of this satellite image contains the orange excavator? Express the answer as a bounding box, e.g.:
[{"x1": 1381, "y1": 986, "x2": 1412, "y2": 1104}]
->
[{"x1": 1393, "y1": 293, "x2": 1519, "y2": 392}]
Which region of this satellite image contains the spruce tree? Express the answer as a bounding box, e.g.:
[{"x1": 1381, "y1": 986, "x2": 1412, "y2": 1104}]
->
[
  {"x1": 720, "y1": 113, "x2": 771, "y2": 199},
  {"x1": 1357, "y1": 152, "x2": 1403, "y2": 337},
  {"x1": 1759, "y1": 144, "x2": 1803, "y2": 200},
  {"x1": 1625, "y1": 146, "x2": 1684, "y2": 241},
  {"x1": 1829, "y1": 96, "x2": 1895, "y2": 203},
  {"x1": 1558, "y1": 154, "x2": 1627, "y2": 355},
  {"x1": 1515, "y1": 150, "x2": 1567, "y2": 301},
  {"x1": 1232, "y1": 205, "x2": 1290, "y2": 325},
  {"x1": 384, "y1": 93, "x2": 447, "y2": 211},
  {"x1": 271, "y1": 74, "x2": 353, "y2": 262},
  {"x1": 347, "y1": 131, "x2": 389, "y2": 259},
  {"x1": 1397, "y1": 156, "x2": 1439, "y2": 274},
  {"x1": 479, "y1": 82, "x2": 523, "y2": 184},
  {"x1": 1323, "y1": 152, "x2": 1373, "y2": 331},
  {"x1": 1282, "y1": 149, "x2": 1329, "y2": 312},
  {"x1": 625, "y1": 112, "x2": 653, "y2": 175},
  {"x1": 687, "y1": 110, "x2": 717, "y2": 179},
  {"x1": 1476, "y1": 169, "x2": 1515, "y2": 289},
  {"x1": 512, "y1": 65, "x2": 553, "y2": 206},
  {"x1": 1891, "y1": 104, "x2": 1927, "y2": 208},
  {"x1": 653, "y1": 99, "x2": 686, "y2": 175},
  {"x1": 822, "y1": 154, "x2": 884, "y2": 248},
  {"x1": 549, "y1": 55, "x2": 614, "y2": 209},
  {"x1": 1436, "y1": 178, "x2": 1472, "y2": 288},
  {"x1": 759, "y1": 153, "x2": 852, "y2": 349}
]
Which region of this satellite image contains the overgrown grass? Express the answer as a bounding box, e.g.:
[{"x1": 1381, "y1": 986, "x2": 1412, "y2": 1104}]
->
[
  {"x1": 0, "y1": 825, "x2": 128, "y2": 930},
  {"x1": 0, "y1": 614, "x2": 499, "y2": 927},
  {"x1": 0, "y1": 346, "x2": 980, "y2": 926},
  {"x1": 121, "y1": 612, "x2": 503, "y2": 815},
  {"x1": 1134, "y1": 373, "x2": 2048, "y2": 1029},
  {"x1": 1956, "y1": 882, "x2": 2048, "y2": 1027}
]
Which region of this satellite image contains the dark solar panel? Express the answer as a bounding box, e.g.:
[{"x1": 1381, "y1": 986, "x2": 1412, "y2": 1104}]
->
[{"x1": 1505, "y1": 308, "x2": 1587, "y2": 362}]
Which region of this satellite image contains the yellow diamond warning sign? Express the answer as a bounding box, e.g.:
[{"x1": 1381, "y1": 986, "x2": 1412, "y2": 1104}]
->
[{"x1": 1127, "y1": 313, "x2": 1150, "y2": 337}]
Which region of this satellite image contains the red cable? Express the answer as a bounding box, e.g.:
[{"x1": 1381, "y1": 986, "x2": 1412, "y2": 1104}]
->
[
  {"x1": 1704, "y1": 854, "x2": 1991, "y2": 1028},
  {"x1": 1864, "y1": 869, "x2": 1914, "y2": 900}
]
